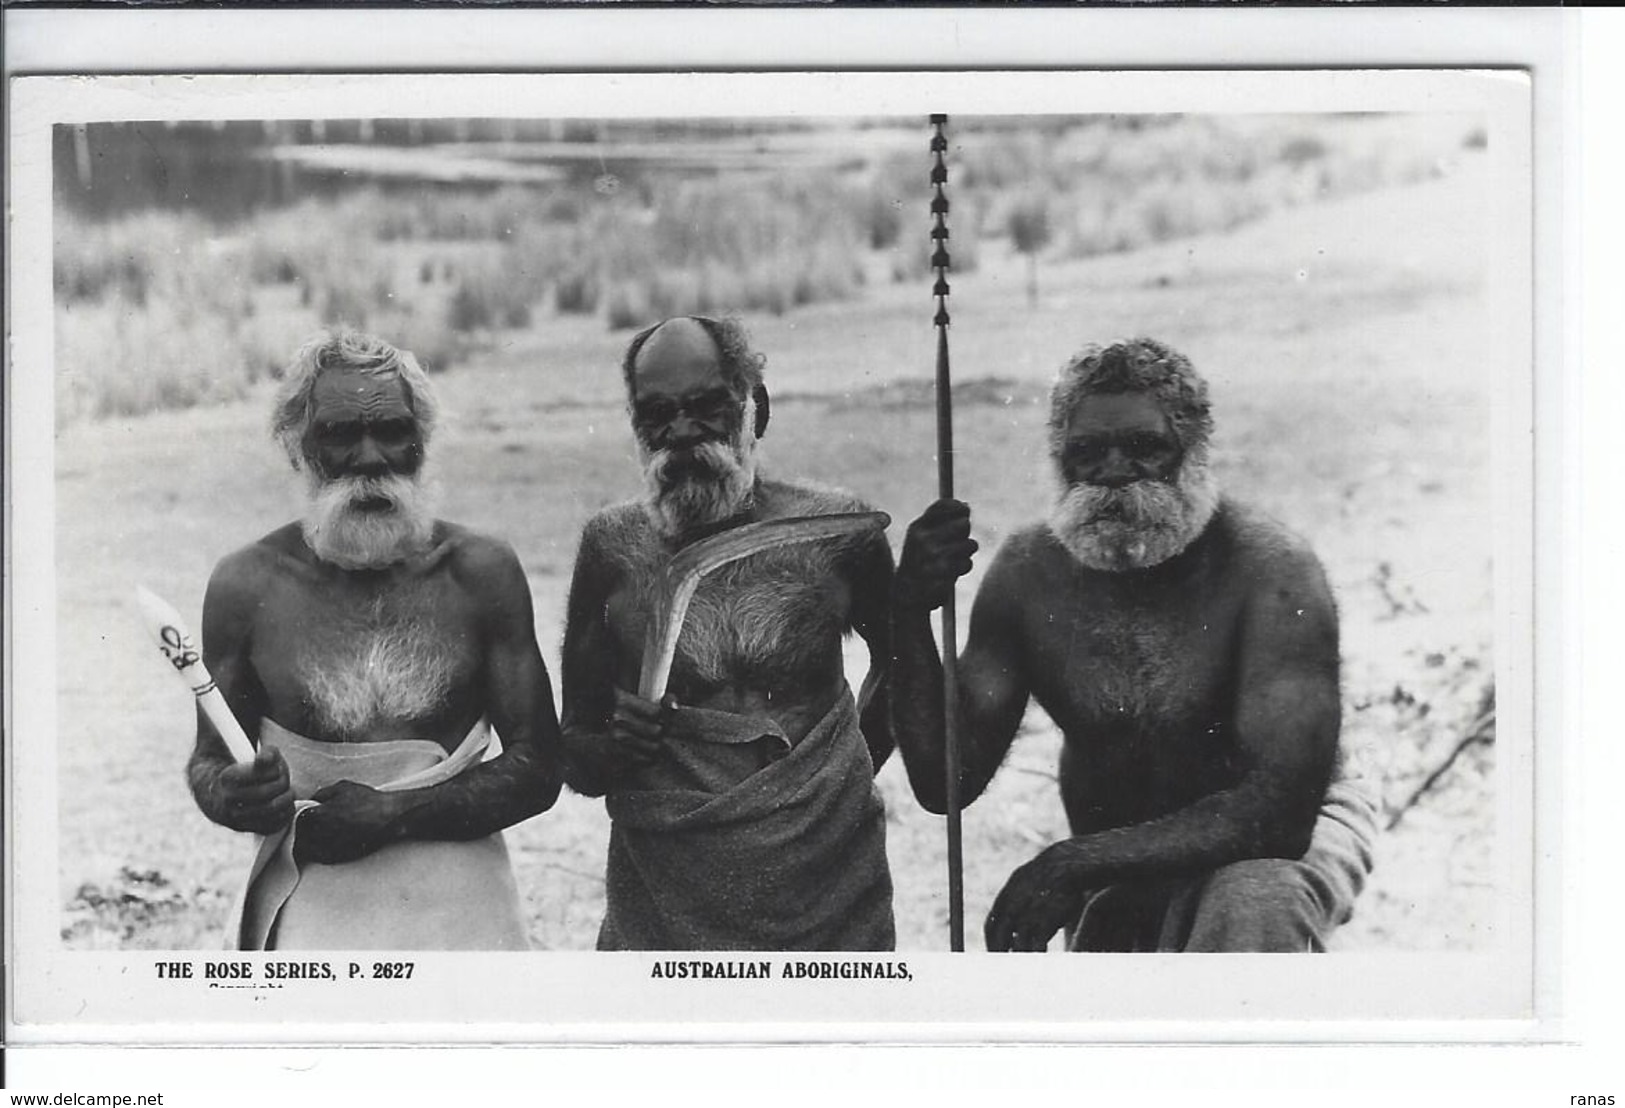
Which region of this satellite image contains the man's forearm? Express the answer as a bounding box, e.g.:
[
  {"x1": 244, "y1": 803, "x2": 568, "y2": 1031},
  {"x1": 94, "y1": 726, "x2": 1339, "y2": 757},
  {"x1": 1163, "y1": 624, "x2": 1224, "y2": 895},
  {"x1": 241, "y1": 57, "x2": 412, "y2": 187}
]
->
[
  {"x1": 186, "y1": 746, "x2": 233, "y2": 825},
  {"x1": 558, "y1": 722, "x2": 616, "y2": 798},
  {"x1": 889, "y1": 606, "x2": 953, "y2": 809},
  {"x1": 390, "y1": 744, "x2": 561, "y2": 841},
  {"x1": 855, "y1": 666, "x2": 896, "y2": 774},
  {"x1": 1049, "y1": 778, "x2": 1316, "y2": 887}
]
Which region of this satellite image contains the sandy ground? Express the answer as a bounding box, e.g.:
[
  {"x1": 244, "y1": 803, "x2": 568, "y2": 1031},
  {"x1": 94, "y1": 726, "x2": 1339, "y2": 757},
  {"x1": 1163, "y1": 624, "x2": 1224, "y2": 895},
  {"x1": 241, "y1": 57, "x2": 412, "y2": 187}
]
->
[{"x1": 53, "y1": 152, "x2": 1502, "y2": 951}]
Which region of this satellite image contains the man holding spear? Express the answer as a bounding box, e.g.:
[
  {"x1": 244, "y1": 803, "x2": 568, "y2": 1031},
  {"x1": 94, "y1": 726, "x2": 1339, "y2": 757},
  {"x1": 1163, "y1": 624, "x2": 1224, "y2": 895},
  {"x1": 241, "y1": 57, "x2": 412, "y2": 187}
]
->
[
  {"x1": 184, "y1": 329, "x2": 563, "y2": 950},
  {"x1": 894, "y1": 338, "x2": 1377, "y2": 952}
]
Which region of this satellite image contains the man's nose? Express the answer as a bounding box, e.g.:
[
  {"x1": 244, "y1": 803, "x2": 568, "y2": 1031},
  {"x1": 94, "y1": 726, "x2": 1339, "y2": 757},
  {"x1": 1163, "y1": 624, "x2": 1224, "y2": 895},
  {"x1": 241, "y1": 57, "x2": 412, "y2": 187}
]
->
[
  {"x1": 350, "y1": 436, "x2": 391, "y2": 475},
  {"x1": 664, "y1": 413, "x2": 708, "y2": 448},
  {"x1": 1086, "y1": 450, "x2": 1139, "y2": 488}
]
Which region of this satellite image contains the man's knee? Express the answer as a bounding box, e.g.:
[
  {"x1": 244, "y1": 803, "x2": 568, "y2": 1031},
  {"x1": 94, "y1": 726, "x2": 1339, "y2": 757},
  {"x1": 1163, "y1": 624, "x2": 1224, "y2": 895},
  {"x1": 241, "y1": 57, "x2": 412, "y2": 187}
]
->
[
  {"x1": 1213, "y1": 856, "x2": 1326, "y2": 906},
  {"x1": 1182, "y1": 857, "x2": 1330, "y2": 953}
]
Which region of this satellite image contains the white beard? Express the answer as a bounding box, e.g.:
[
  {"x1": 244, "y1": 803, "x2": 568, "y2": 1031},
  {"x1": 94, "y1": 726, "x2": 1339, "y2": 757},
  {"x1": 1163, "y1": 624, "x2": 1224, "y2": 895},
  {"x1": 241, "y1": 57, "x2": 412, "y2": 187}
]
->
[
  {"x1": 1047, "y1": 452, "x2": 1219, "y2": 572},
  {"x1": 300, "y1": 469, "x2": 437, "y2": 570},
  {"x1": 641, "y1": 419, "x2": 759, "y2": 541}
]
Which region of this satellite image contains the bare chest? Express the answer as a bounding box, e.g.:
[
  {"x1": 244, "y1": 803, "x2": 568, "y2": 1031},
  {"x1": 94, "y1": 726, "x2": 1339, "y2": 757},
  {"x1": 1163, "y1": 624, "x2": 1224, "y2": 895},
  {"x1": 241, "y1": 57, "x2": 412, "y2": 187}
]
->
[
  {"x1": 605, "y1": 543, "x2": 854, "y2": 695},
  {"x1": 1025, "y1": 576, "x2": 1239, "y2": 742},
  {"x1": 250, "y1": 574, "x2": 482, "y2": 742}
]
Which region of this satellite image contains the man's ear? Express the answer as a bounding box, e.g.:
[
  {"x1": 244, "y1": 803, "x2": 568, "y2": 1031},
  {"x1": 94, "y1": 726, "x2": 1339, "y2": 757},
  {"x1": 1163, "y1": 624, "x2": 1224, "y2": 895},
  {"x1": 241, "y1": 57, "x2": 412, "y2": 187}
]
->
[{"x1": 752, "y1": 383, "x2": 770, "y2": 439}]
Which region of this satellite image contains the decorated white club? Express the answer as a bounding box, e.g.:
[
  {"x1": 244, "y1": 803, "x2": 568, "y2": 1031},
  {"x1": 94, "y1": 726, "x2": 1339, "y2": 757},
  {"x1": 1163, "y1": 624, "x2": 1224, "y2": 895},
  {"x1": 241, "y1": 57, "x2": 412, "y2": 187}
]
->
[{"x1": 134, "y1": 585, "x2": 256, "y2": 764}]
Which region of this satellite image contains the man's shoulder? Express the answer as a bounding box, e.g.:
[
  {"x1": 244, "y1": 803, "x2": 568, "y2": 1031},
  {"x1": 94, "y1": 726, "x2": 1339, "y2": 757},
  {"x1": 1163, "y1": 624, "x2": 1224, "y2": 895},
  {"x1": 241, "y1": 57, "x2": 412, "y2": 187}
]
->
[
  {"x1": 758, "y1": 478, "x2": 875, "y2": 519},
  {"x1": 435, "y1": 520, "x2": 521, "y2": 570},
  {"x1": 757, "y1": 480, "x2": 890, "y2": 573},
  {"x1": 582, "y1": 499, "x2": 650, "y2": 530},
  {"x1": 1214, "y1": 499, "x2": 1327, "y2": 578},
  {"x1": 426, "y1": 523, "x2": 541, "y2": 620},
  {"x1": 570, "y1": 501, "x2": 663, "y2": 583},
  {"x1": 578, "y1": 500, "x2": 655, "y2": 551},
  {"x1": 205, "y1": 525, "x2": 304, "y2": 623},
  {"x1": 215, "y1": 523, "x2": 304, "y2": 582},
  {"x1": 968, "y1": 523, "x2": 1064, "y2": 614},
  {"x1": 1211, "y1": 500, "x2": 1336, "y2": 623},
  {"x1": 992, "y1": 521, "x2": 1067, "y2": 574}
]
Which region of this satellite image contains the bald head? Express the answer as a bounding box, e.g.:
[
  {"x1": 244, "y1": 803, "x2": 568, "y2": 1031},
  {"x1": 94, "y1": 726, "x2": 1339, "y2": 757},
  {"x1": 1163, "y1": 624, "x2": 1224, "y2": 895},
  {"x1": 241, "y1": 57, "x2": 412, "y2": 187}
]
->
[
  {"x1": 620, "y1": 315, "x2": 766, "y2": 404},
  {"x1": 639, "y1": 316, "x2": 719, "y2": 370},
  {"x1": 623, "y1": 316, "x2": 770, "y2": 538},
  {"x1": 631, "y1": 317, "x2": 725, "y2": 401},
  {"x1": 620, "y1": 315, "x2": 770, "y2": 449}
]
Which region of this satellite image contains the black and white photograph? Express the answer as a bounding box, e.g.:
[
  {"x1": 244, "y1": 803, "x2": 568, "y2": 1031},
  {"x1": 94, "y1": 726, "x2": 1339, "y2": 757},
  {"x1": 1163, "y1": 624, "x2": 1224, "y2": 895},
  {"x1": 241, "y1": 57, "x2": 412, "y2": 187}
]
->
[{"x1": 7, "y1": 66, "x2": 1535, "y2": 1036}]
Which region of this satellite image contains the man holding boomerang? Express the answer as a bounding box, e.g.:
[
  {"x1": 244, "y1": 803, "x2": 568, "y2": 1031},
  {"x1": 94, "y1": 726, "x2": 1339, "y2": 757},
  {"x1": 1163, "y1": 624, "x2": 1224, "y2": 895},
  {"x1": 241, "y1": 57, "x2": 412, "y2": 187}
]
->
[
  {"x1": 560, "y1": 315, "x2": 898, "y2": 951},
  {"x1": 186, "y1": 329, "x2": 563, "y2": 950}
]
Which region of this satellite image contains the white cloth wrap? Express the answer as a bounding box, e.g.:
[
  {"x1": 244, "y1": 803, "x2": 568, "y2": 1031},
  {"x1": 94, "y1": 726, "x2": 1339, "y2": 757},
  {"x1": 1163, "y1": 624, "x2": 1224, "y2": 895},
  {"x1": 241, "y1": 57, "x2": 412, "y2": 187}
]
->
[{"x1": 227, "y1": 719, "x2": 530, "y2": 951}]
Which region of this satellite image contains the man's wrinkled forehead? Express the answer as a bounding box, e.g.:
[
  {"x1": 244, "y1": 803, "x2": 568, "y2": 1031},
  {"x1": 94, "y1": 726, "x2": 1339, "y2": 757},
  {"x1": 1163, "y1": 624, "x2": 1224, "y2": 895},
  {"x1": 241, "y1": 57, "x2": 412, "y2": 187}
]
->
[
  {"x1": 310, "y1": 370, "x2": 414, "y2": 424},
  {"x1": 632, "y1": 318, "x2": 728, "y2": 398},
  {"x1": 1065, "y1": 390, "x2": 1176, "y2": 440}
]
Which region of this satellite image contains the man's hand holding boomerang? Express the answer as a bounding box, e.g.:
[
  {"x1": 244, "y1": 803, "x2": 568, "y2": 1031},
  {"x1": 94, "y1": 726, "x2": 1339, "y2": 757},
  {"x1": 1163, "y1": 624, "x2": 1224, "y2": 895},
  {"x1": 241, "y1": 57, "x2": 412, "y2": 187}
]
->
[
  {"x1": 559, "y1": 316, "x2": 901, "y2": 951},
  {"x1": 563, "y1": 511, "x2": 890, "y2": 793}
]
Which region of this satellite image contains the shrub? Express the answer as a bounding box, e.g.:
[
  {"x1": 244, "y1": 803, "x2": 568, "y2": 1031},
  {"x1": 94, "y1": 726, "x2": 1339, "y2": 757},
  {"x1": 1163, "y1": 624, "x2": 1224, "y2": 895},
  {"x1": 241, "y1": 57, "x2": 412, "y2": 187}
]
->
[
  {"x1": 381, "y1": 305, "x2": 463, "y2": 374},
  {"x1": 604, "y1": 279, "x2": 652, "y2": 332},
  {"x1": 1005, "y1": 191, "x2": 1053, "y2": 306},
  {"x1": 446, "y1": 279, "x2": 494, "y2": 332},
  {"x1": 554, "y1": 263, "x2": 602, "y2": 315},
  {"x1": 1280, "y1": 134, "x2": 1329, "y2": 167},
  {"x1": 587, "y1": 172, "x2": 869, "y2": 328},
  {"x1": 1006, "y1": 191, "x2": 1053, "y2": 255},
  {"x1": 54, "y1": 210, "x2": 198, "y2": 307},
  {"x1": 56, "y1": 296, "x2": 251, "y2": 423}
]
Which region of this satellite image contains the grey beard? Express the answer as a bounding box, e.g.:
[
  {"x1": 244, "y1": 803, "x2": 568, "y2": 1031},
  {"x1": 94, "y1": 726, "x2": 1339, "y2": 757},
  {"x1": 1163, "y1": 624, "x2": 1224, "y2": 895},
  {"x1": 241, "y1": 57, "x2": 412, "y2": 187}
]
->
[
  {"x1": 296, "y1": 586, "x2": 457, "y2": 739},
  {"x1": 642, "y1": 436, "x2": 758, "y2": 541},
  {"x1": 1047, "y1": 457, "x2": 1219, "y2": 572},
  {"x1": 301, "y1": 470, "x2": 437, "y2": 570}
]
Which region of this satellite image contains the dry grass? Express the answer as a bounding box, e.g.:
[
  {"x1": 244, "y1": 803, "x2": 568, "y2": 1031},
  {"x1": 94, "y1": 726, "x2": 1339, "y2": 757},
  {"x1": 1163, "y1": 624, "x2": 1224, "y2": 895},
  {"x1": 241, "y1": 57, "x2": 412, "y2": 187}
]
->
[{"x1": 52, "y1": 115, "x2": 1479, "y2": 425}]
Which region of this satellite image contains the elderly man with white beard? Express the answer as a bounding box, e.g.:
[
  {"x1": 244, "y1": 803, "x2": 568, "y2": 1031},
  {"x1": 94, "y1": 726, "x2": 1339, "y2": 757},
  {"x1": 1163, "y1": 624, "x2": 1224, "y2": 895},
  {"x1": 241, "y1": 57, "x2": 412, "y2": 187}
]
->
[
  {"x1": 893, "y1": 338, "x2": 1377, "y2": 953},
  {"x1": 560, "y1": 315, "x2": 898, "y2": 951},
  {"x1": 186, "y1": 330, "x2": 563, "y2": 950}
]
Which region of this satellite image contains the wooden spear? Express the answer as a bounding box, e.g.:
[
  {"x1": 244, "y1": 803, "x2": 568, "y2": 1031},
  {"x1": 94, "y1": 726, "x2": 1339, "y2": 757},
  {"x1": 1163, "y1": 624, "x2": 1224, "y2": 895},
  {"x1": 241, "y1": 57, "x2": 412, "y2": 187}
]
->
[{"x1": 930, "y1": 113, "x2": 966, "y2": 952}]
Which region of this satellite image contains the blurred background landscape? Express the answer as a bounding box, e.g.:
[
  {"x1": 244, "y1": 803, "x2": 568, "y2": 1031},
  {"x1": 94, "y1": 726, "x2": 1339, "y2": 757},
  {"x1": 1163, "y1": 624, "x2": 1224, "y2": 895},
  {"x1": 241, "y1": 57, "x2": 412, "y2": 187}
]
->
[{"x1": 53, "y1": 112, "x2": 1502, "y2": 952}]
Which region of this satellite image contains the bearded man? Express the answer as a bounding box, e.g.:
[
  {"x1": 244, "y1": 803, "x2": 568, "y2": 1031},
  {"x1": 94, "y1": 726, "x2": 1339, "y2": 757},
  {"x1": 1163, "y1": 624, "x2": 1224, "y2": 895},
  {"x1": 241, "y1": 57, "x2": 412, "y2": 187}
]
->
[
  {"x1": 186, "y1": 330, "x2": 562, "y2": 950},
  {"x1": 560, "y1": 315, "x2": 897, "y2": 951},
  {"x1": 893, "y1": 338, "x2": 1377, "y2": 953}
]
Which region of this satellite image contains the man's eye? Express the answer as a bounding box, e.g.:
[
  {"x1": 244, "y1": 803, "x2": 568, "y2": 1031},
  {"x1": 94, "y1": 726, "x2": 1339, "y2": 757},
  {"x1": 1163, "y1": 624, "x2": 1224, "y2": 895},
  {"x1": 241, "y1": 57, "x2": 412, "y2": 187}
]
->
[
  {"x1": 318, "y1": 425, "x2": 361, "y2": 446},
  {"x1": 690, "y1": 396, "x2": 736, "y2": 423},
  {"x1": 635, "y1": 402, "x2": 678, "y2": 427}
]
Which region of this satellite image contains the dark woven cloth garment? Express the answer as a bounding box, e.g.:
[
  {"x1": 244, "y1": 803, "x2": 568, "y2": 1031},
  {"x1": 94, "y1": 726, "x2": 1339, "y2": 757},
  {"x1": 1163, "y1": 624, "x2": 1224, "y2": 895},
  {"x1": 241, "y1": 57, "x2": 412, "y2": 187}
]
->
[{"x1": 599, "y1": 691, "x2": 895, "y2": 951}]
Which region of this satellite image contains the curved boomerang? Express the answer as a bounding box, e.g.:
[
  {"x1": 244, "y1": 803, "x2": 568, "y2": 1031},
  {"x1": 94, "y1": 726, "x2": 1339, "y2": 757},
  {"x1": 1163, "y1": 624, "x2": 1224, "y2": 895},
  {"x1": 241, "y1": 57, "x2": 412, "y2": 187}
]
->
[{"x1": 636, "y1": 511, "x2": 890, "y2": 702}]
